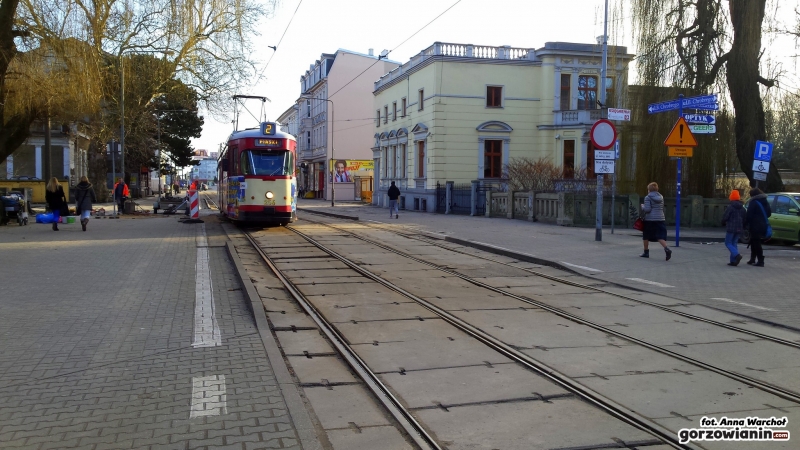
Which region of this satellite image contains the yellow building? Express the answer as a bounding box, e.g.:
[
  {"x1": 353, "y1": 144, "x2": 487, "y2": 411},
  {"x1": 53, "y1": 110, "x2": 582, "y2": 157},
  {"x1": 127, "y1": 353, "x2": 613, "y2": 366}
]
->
[{"x1": 372, "y1": 41, "x2": 633, "y2": 211}]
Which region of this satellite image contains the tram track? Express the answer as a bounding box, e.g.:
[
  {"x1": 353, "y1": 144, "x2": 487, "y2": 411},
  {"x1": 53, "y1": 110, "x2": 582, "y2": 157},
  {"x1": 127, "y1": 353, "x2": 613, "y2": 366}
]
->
[
  {"x1": 336, "y1": 216, "x2": 800, "y2": 351},
  {"x1": 238, "y1": 219, "x2": 800, "y2": 448},
  {"x1": 296, "y1": 217, "x2": 800, "y2": 405},
  {"x1": 242, "y1": 231, "x2": 444, "y2": 450},
  {"x1": 202, "y1": 193, "x2": 219, "y2": 210},
  {"x1": 242, "y1": 228, "x2": 692, "y2": 449}
]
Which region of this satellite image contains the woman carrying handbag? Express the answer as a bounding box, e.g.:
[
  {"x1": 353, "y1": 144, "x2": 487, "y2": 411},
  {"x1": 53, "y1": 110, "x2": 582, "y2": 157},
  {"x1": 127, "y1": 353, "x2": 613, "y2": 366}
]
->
[{"x1": 45, "y1": 177, "x2": 67, "y2": 231}]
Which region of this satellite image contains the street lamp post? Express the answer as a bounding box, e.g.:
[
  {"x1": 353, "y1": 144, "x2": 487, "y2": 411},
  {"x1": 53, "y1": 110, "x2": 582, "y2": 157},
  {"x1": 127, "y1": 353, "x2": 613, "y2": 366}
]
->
[{"x1": 300, "y1": 96, "x2": 335, "y2": 206}]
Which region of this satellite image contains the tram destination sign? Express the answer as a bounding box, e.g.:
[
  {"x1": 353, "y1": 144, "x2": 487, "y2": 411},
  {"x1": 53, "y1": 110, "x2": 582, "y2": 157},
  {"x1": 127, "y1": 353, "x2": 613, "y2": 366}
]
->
[{"x1": 255, "y1": 138, "x2": 281, "y2": 147}]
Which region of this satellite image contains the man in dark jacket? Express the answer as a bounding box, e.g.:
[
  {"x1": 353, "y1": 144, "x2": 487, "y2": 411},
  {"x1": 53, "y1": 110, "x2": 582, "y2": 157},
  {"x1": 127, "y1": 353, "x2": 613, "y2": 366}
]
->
[
  {"x1": 744, "y1": 188, "x2": 771, "y2": 267},
  {"x1": 387, "y1": 181, "x2": 400, "y2": 219}
]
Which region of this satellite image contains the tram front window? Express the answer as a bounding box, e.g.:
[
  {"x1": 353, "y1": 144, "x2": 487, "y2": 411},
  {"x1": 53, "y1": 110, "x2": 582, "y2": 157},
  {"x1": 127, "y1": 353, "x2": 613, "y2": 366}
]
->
[{"x1": 241, "y1": 150, "x2": 293, "y2": 176}]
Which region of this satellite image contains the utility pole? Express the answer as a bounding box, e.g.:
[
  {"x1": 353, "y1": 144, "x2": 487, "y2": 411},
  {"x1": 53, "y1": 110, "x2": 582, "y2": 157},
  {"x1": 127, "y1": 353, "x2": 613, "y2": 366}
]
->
[{"x1": 595, "y1": 0, "x2": 609, "y2": 242}]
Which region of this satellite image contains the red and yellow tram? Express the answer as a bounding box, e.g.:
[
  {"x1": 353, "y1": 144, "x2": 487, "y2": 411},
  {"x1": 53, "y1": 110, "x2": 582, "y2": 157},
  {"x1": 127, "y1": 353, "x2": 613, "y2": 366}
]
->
[{"x1": 218, "y1": 122, "x2": 298, "y2": 225}]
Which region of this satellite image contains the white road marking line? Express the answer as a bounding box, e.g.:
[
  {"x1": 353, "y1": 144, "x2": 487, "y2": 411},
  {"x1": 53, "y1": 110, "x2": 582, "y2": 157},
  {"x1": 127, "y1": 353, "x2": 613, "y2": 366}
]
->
[
  {"x1": 625, "y1": 278, "x2": 675, "y2": 288},
  {"x1": 190, "y1": 374, "x2": 227, "y2": 418},
  {"x1": 560, "y1": 261, "x2": 603, "y2": 272},
  {"x1": 193, "y1": 226, "x2": 221, "y2": 348},
  {"x1": 711, "y1": 298, "x2": 777, "y2": 311}
]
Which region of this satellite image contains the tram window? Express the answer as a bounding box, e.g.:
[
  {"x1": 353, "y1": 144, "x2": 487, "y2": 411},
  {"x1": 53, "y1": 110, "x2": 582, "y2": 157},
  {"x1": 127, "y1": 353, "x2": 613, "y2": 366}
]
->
[{"x1": 241, "y1": 150, "x2": 293, "y2": 176}]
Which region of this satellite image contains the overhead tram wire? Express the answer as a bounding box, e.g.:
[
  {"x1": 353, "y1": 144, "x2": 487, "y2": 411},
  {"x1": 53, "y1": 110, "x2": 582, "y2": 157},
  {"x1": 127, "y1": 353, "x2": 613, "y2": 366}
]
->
[
  {"x1": 328, "y1": 0, "x2": 464, "y2": 100},
  {"x1": 256, "y1": 0, "x2": 304, "y2": 82}
]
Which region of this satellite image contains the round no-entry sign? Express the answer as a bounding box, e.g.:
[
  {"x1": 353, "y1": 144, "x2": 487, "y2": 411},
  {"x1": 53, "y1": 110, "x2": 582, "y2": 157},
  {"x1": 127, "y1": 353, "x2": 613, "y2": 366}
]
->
[{"x1": 590, "y1": 119, "x2": 617, "y2": 150}]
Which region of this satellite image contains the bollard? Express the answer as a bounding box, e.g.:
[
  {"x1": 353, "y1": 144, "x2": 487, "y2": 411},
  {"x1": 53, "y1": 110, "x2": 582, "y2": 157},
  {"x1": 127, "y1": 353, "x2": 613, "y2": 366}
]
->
[
  {"x1": 189, "y1": 190, "x2": 199, "y2": 219},
  {"x1": 183, "y1": 190, "x2": 203, "y2": 223}
]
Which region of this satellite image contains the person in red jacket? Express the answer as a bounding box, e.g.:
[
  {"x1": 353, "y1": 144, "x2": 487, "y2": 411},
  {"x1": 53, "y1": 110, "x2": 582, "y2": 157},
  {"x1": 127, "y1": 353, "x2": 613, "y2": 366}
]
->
[{"x1": 114, "y1": 178, "x2": 130, "y2": 214}]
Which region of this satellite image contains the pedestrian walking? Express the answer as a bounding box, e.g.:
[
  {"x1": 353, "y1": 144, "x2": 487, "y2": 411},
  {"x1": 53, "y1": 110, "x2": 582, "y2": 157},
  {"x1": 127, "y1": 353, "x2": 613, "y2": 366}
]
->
[
  {"x1": 114, "y1": 178, "x2": 129, "y2": 214},
  {"x1": 74, "y1": 176, "x2": 97, "y2": 232},
  {"x1": 744, "y1": 188, "x2": 771, "y2": 267},
  {"x1": 721, "y1": 189, "x2": 746, "y2": 266},
  {"x1": 388, "y1": 181, "x2": 400, "y2": 219},
  {"x1": 640, "y1": 182, "x2": 672, "y2": 260},
  {"x1": 44, "y1": 177, "x2": 67, "y2": 231}
]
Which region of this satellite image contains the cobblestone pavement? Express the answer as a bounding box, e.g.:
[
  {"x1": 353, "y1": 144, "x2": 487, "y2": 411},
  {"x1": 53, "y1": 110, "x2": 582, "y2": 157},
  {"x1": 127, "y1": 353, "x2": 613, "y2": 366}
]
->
[
  {"x1": 298, "y1": 200, "x2": 800, "y2": 330},
  {"x1": 0, "y1": 215, "x2": 305, "y2": 449}
]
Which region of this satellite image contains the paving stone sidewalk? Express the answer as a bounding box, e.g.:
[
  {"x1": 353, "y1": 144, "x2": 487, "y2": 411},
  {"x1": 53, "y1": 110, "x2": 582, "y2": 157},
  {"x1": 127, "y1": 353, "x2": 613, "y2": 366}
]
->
[
  {"x1": 0, "y1": 215, "x2": 307, "y2": 449},
  {"x1": 298, "y1": 200, "x2": 800, "y2": 330}
]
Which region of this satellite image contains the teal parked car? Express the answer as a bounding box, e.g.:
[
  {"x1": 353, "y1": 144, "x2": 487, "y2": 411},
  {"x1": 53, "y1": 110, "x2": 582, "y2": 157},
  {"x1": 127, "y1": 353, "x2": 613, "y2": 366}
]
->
[{"x1": 742, "y1": 193, "x2": 800, "y2": 245}]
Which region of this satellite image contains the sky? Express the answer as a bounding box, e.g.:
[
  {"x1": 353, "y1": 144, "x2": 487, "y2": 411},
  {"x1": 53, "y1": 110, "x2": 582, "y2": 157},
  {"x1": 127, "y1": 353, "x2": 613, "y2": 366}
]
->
[{"x1": 191, "y1": 0, "x2": 800, "y2": 153}]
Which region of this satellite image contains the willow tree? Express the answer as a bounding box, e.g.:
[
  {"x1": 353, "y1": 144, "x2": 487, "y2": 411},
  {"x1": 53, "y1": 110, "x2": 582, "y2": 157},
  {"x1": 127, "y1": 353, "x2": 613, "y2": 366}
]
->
[{"x1": 630, "y1": 0, "x2": 782, "y2": 194}]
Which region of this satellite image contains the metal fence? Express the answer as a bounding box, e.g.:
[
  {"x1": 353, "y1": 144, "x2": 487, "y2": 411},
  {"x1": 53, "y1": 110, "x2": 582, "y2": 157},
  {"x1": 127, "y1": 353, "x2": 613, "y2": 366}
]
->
[{"x1": 435, "y1": 182, "x2": 490, "y2": 215}]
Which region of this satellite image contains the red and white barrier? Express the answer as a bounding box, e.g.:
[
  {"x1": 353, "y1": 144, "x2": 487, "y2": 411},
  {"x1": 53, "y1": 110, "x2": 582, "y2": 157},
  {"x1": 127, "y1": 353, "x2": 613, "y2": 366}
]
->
[{"x1": 189, "y1": 190, "x2": 199, "y2": 219}]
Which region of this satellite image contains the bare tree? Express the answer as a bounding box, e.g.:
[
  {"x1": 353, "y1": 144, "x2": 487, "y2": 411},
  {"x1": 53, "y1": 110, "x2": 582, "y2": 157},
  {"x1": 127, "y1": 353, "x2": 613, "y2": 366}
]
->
[{"x1": 0, "y1": 0, "x2": 277, "y2": 164}]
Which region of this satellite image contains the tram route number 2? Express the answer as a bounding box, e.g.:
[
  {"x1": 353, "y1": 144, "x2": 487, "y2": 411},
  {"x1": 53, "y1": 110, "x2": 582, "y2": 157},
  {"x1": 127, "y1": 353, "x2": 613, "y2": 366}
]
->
[{"x1": 261, "y1": 122, "x2": 277, "y2": 136}]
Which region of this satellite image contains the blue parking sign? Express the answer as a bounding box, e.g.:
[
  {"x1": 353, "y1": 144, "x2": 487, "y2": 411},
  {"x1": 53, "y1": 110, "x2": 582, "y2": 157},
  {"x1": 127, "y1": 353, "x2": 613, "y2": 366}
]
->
[{"x1": 754, "y1": 141, "x2": 773, "y2": 162}]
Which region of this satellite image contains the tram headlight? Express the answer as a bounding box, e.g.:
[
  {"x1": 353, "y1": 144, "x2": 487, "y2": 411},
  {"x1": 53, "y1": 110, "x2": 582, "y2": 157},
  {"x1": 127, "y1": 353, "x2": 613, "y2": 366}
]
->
[{"x1": 265, "y1": 191, "x2": 274, "y2": 199}]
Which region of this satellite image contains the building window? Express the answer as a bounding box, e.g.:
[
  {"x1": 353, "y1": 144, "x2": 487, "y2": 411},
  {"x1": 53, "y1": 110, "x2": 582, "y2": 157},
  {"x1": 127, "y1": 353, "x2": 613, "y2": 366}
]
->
[
  {"x1": 382, "y1": 148, "x2": 388, "y2": 178},
  {"x1": 384, "y1": 105, "x2": 388, "y2": 124},
  {"x1": 307, "y1": 100, "x2": 311, "y2": 117},
  {"x1": 417, "y1": 141, "x2": 425, "y2": 178},
  {"x1": 560, "y1": 74, "x2": 571, "y2": 110},
  {"x1": 486, "y1": 86, "x2": 502, "y2": 107},
  {"x1": 402, "y1": 98, "x2": 407, "y2": 117},
  {"x1": 390, "y1": 145, "x2": 396, "y2": 177},
  {"x1": 563, "y1": 140, "x2": 575, "y2": 178},
  {"x1": 483, "y1": 140, "x2": 502, "y2": 178},
  {"x1": 306, "y1": 131, "x2": 310, "y2": 150},
  {"x1": 376, "y1": 110, "x2": 380, "y2": 127},
  {"x1": 418, "y1": 89, "x2": 424, "y2": 111},
  {"x1": 578, "y1": 76, "x2": 597, "y2": 110}
]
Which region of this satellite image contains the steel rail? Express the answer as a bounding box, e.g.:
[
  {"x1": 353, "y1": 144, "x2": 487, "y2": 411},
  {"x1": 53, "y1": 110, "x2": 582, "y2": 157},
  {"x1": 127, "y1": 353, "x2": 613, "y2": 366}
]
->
[
  {"x1": 241, "y1": 231, "x2": 442, "y2": 450},
  {"x1": 284, "y1": 227, "x2": 690, "y2": 450},
  {"x1": 293, "y1": 220, "x2": 800, "y2": 406},
  {"x1": 319, "y1": 217, "x2": 800, "y2": 351}
]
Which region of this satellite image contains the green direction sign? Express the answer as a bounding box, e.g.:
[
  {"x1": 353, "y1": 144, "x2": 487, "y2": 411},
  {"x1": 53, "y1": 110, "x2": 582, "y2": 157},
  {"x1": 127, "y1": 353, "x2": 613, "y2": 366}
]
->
[{"x1": 689, "y1": 124, "x2": 716, "y2": 134}]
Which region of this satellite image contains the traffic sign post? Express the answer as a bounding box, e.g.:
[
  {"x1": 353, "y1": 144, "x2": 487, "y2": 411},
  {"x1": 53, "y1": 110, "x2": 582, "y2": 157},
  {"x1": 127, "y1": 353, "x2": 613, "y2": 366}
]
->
[
  {"x1": 752, "y1": 140, "x2": 773, "y2": 188},
  {"x1": 654, "y1": 96, "x2": 701, "y2": 247},
  {"x1": 591, "y1": 119, "x2": 617, "y2": 242},
  {"x1": 611, "y1": 140, "x2": 619, "y2": 234}
]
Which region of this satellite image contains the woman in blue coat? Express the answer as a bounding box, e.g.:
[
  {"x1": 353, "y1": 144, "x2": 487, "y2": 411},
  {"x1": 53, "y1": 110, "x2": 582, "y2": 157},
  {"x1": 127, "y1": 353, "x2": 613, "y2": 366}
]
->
[{"x1": 744, "y1": 188, "x2": 771, "y2": 267}]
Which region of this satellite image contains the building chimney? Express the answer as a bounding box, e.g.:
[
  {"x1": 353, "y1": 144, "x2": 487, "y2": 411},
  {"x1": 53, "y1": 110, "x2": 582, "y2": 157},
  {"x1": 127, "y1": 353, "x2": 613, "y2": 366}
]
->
[{"x1": 368, "y1": 48, "x2": 374, "y2": 56}]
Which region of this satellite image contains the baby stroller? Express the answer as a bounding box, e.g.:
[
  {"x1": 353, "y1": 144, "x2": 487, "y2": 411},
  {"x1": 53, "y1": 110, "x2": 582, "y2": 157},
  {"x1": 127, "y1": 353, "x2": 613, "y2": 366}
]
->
[{"x1": 1, "y1": 191, "x2": 28, "y2": 226}]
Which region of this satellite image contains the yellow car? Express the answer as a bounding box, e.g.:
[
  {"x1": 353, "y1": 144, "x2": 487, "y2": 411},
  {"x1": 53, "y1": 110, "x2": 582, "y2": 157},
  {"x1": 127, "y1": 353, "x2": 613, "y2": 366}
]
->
[{"x1": 743, "y1": 192, "x2": 800, "y2": 245}]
